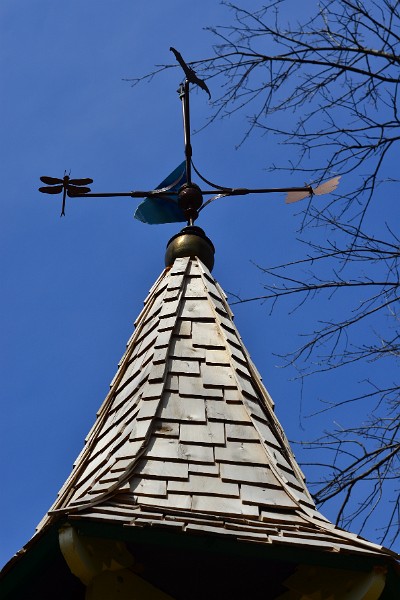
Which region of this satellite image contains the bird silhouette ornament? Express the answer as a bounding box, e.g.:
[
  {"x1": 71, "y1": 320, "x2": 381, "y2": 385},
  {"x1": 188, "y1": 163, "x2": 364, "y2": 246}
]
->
[
  {"x1": 38, "y1": 49, "x2": 340, "y2": 222},
  {"x1": 170, "y1": 47, "x2": 211, "y2": 99}
]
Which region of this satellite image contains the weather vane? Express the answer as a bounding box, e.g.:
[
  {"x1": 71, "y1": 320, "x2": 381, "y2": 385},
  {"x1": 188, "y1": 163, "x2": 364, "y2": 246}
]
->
[{"x1": 39, "y1": 49, "x2": 340, "y2": 222}]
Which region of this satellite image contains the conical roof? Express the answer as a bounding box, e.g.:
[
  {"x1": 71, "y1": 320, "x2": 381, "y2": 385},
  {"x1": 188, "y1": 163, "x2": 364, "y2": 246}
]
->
[
  {"x1": 34, "y1": 255, "x2": 394, "y2": 561},
  {"x1": 2, "y1": 249, "x2": 399, "y2": 600}
]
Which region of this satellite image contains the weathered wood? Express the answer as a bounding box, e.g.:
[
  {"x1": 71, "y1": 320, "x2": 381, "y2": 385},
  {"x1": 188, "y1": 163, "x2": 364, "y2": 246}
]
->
[
  {"x1": 225, "y1": 423, "x2": 259, "y2": 442},
  {"x1": 187, "y1": 260, "x2": 201, "y2": 276},
  {"x1": 184, "y1": 278, "x2": 208, "y2": 299},
  {"x1": 109, "y1": 457, "x2": 135, "y2": 473},
  {"x1": 169, "y1": 358, "x2": 200, "y2": 375},
  {"x1": 260, "y1": 509, "x2": 306, "y2": 524},
  {"x1": 131, "y1": 331, "x2": 157, "y2": 362},
  {"x1": 180, "y1": 422, "x2": 225, "y2": 445},
  {"x1": 112, "y1": 369, "x2": 149, "y2": 411},
  {"x1": 172, "y1": 256, "x2": 192, "y2": 275},
  {"x1": 139, "y1": 493, "x2": 192, "y2": 510},
  {"x1": 153, "y1": 420, "x2": 180, "y2": 437},
  {"x1": 158, "y1": 315, "x2": 178, "y2": 332},
  {"x1": 180, "y1": 298, "x2": 215, "y2": 320},
  {"x1": 107, "y1": 401, "x2": 140, "y2": 435},
  {"x1": 167, "y1": 277, "x2": 186, "y2": 292},
  {"x1": 168, "y1": 475, "x2": 239, "y2": 497},
  {"x1": 145, "y1": 437, "x2": 184, "y2": 461},
  {"x1": 179, "y1": 376, "x2": 222, "y2": 398},
  {"x1": 205, "y1": 349, "x2": 230, "y2": 365},
  {"x1": 152, "y1": 347, "x2": 169, "y2": 364},
  {"x1": 220, "y1": 463, "x2": 278, "y2": 486},
  {"x1": 128, "y1": 418, "x2": 152, "y2": 441},
  {"x1": 141, "y1": 380, "x2": 165, "y2": 400},
  {"x1": 164, "y1": 374, "x2": 179, "y2": 391},
  {"x1": 169, "y1": 339, "x2": 205, "y2": 359},
  {"x1": 215, "y1": 442, "x2": 269, "y2": 465},
  {"x1": 185, "y1": 522, "x2": 239, "y2": 537},
  {"x1": 269, "y1": 534, "x2": 340, "y2": 551},
  {"x1": 72, "y1": 452, "x2": 108, "y2": 490},
  {"x1": 192, "y1": 322, "x2": 225, "y2": 348},
  {"x1": 173, "y1": 319, "x2": 192, "y2": 337},
  {"x1": 164, "y1": 287, "x2": 181, "y2": 302},
  {"x1": 250, "y1": 416, "x2": 281, "y2": 448},
  {"x1": 159, "y1": 297, "x2": 181, "y2": 318},
  {"x1": 241, "y1": 484, "x2": 298, "y2": 508},
  {"x1": 206, "y1": 399, "x2": 251, "y2": 423},
  {"x1": 90, "y1": 424, "x2": 128, "y2": 460},
  {"x1": 206, "y1": 294, "x2": 226, "y2": 315},
  {"x1": 188, "y1": 462, "x2": 220, "y2": 475},
  {"x1": 142, "y1": 273, "x2": 168, "y2": 305},
  {"x1": 114, "y1": 439, "x2": 144, "y2": 460},
  {"x1": 236, "y1": 374, "x2": 259, "y2": 400},
  {"x1": 219, "y1": 323, "x2": 242, "y2": 350},
  {"x1": 159, "y1": 392, "x2": 207, "y2": 422},
  {"x1": 130, "y1": 478, "x2": 168, "y2": 497},
  {"x1": 135, "y1": 518, "x2": 184, "y2": 530},
  {"x1": 133, "y1": 314, "x2": 159, "y2": 343},
  {"x1": 177, "y1": 443, "x2": 215, "y2": 463},
  {"x1": 191, "y1": 495, "x2": 259, "y2": 517},
  {"x1": 201, "y1": 364, "x2": 235, "y2": 388},
  {"x1": 134, "y1": 458, "x2": 189, "y2": 479},
  {"x1": 154, "y1": 329, "x2": 173, "y2": 349},
  {"x1": 223, "y1": 388, "x2": 243, "y2": 403},
  {"x1": 136, "y1": 399, "x2": 160, "y2": 421},
  {"x1": 147, "y1": 363, "x2": 166, "y2": 382},
  {"x1": 233, "y1": 361, "x2": 253, "y2": 382}
]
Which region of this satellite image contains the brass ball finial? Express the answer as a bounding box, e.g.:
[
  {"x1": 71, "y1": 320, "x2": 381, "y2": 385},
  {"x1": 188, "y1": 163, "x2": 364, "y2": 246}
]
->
[{"x1": 165, "y1": 226, "x2": 215, "y2": 271}]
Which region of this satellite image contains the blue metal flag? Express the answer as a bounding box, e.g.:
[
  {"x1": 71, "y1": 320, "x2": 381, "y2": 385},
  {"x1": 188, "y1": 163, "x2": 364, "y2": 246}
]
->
[{"x1": 134, "y1": 161, "x2": 187, "y2": 224}]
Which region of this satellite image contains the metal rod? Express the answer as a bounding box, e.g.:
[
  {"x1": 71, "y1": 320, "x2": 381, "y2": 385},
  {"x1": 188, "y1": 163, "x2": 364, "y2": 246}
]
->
[
  {"x1": 221, "y1": 186, "x2": 313, "y2": 196},
  {"x1": 69, "y1": 191, "x2": 182, "y2": 198},
  {"x1": 179, "y1": 80, "x2": 192, "y2": 184},
  {"x1": 69, "y1": 192, "x2": 147, "y2": 198},
  {"x1": 70, "y1": 185, "x2": 313, "y2": 199}
]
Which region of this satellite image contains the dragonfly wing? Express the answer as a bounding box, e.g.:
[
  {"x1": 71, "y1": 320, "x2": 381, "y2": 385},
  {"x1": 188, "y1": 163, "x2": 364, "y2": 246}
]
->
[
  {"x1": 285, "y1": 190, "x2": 311, "y2": 204},
  {"x1": 40, "y1": 176, "x2": 63, "y2": 185},
  {"x1": 69, "y1": 178, "x2": 94, "y2": 186},
  {"x1": 39, "y1": 185, "x2": 63, "y2": 194},
  {"x1": 313, "y1": 176, "x2": 341, "y2": 196},
  {"x1": 67, "y1": 185, "x2": 91, "y2": 196}
]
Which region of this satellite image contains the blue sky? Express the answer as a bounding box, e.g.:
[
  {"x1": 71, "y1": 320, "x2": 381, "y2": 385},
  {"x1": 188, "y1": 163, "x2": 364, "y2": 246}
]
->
[{"x1": 1, "y1": 1, "x2": 397, "y2": 566}]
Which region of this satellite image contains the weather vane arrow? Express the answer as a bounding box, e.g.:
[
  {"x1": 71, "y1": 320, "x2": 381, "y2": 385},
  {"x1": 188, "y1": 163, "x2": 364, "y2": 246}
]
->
[{"x1": 38, "y1": 48, "x2": 341, "y2": 222}]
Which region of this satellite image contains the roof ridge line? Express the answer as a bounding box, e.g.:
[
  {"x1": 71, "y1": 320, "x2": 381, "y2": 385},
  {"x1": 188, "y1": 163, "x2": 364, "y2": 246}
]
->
[
  {"x1": 50, "y1": 258, "x2": 195, "y2": 516},
  {"x1": 195, "y1": 261, "x2": 314, "y2": 513},
  {"x1": 204, "y1": 266, "x2": 392, "y2": 552},
  {"x1": 195, "y1": 262, "x2": 385, "y2": 550},
  {"x1": 43, "y1": 268, "x2": 172, "y2": 520},
  {"x1": 210, "y1": 269, "x2": 307, "y2": 480}
]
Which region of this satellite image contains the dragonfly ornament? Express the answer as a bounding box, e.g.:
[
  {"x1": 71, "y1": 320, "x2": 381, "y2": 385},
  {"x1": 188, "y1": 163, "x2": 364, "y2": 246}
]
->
[{"x1": 39, "y1": 173, "x2": 93, "y2": 216}]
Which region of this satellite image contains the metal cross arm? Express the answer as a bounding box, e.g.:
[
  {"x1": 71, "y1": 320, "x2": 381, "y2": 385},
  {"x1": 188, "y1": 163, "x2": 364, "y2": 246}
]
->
[
  {"x1": 39, "y1": 171, "x2": 340, "y2": 222},
  {"x1": 66, "y1": 186, "x2": 314, "y2": 199}
]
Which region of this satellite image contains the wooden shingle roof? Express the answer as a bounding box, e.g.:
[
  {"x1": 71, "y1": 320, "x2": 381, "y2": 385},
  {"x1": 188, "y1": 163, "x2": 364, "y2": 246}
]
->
[{"x1": 38, "y1": 256, "x2": 396, "y2": 561}]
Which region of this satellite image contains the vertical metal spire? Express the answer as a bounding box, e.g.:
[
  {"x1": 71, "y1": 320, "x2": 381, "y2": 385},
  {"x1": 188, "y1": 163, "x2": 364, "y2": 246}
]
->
[{"x1": 179, "y1": 81, "x2": 192, "y2": 186}]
